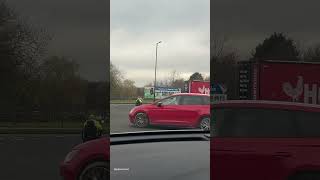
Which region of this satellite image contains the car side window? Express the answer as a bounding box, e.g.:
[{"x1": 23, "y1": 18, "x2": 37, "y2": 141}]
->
[
  {"x1": 160, "y1": 96, "x2": 179, "y2": 105},
  {"x1": 214, "y1": 108, "x2": 296, "y2": 137},
  {"x1": 180, "y1": 96, "x2": 203, "y2": 105},
  {"x1": 295, "y1": 111, "x2": 320, "y2": 137}
]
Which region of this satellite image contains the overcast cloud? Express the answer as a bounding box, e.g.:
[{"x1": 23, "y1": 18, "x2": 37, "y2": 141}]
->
[
  {"x1": 7, "y1": 0, "x2": 108, "y2": 81},
  {"x1": 111, "y1": 0, "x2": 210, "y2": 87},
  {"x1": 212, "y1": 0, "x2": 320, "y2": 59},
  {"x1": 6, "y1": 0, "x2": 320, "y2": 83}
]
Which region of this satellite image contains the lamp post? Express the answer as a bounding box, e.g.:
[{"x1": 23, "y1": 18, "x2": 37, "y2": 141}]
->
[{"x1": 154, "y1": 41, "x2": 162, "y2": 102}]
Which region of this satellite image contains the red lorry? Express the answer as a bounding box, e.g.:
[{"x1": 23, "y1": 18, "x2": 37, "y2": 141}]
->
[
  {"x1": 184, "y1": 80, "x2": 210, "y2": 94},
  {"x1": 183, "y1": 80, "x2": 228, "y2": 102},
  {"x1": 239, "y1": 60, "x2": 320, "y2": 104}
]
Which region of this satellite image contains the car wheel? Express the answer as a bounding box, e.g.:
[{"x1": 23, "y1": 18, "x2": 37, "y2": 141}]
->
[
  {"x1": 134, "y1": 112, "x2": 149, "y2": 128},
  {"x1": 79, "y1": 161, "x2": 109, "y2": 180},
  {"x1": 199, "y1": 117, "x2": 210, "y2": 131}
]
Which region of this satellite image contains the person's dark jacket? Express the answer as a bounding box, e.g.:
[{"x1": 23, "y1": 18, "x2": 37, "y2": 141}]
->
[{"x1": 82, "y1": 120, "x2": 98, "y2": 142}]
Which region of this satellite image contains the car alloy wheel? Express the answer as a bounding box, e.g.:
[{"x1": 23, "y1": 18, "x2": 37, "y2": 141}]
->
[
  {"x1": 199, "y1": 117, "x2": 210, "y2": 131},
  {"x1": 134, "y1": 112, "x2": 148, "y2": 128},
  {"x1": 79, "y1": 161, "x2": 109, "y2": 180}
]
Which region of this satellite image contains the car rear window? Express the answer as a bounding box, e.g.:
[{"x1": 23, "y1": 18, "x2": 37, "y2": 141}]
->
[
  {"x1": 211, "y1": 108, "x2": 297, "y2": 137},
  {"x1": 202, "y1": 96, "x2": 210, "y2": 105}
]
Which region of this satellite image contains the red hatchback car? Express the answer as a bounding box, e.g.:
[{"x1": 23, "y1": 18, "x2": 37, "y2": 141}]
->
[
  {"x1": 129, "y1": 93, "x2": 210, "y2": 130},
  {"x1": 60, "y1": 136, "x2": 109, "y2": 180},
  {"x1": 211, "y1": 100, "x2": 320, "y2": 180}
]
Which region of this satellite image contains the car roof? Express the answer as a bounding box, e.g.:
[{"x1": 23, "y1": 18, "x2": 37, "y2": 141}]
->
[
  {"x1": 172, "y1": 93, "x2": 209, "y2": 97},
  {"x1": 212, "y1": 100, "x2": 320, "y2": 112}
]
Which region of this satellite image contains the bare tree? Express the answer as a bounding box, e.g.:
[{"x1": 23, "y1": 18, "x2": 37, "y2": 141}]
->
[
  {"x1": 144, "y1": 82, "x2": 153, "y2": 87},
  {"x1": 110, "y1": 62, "x2": 123, "y2": 99},
  {"x1": 171, "y1": 78, "x2": 185, "y2": 89},
  {"x1": 211, "y1": 32, "x2": 228, "y2": 62},
  {"x1": 166, "y1": 70, "x2": 181, "y2": 86},
  {"x1": 110, "y1": 62, "x2": 139, "y2": 99},
  {"x1": 39, "y1": 56, "x2": 87, "y2": 121},
  {"x1": 0, "y1": 0, "x2": 51, "y2": 122},
  {"x1": 121, "y1": 79, "x2": 137, "y2": 98},
  {"x1": 210, "y1": 33, "x2": 240, "y2": 99},
  {"x1": 303, "y1": 43, "x2": 320, "y2": 62}
]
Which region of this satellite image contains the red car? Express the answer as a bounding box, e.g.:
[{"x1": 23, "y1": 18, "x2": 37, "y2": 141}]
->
[
  {"x1": 129, "y1": 93, "x2": 210, "y2": 130},
  {"x1": 60, "y1": 136, "x2": 109, "y2": 180},
  {"x1": 211, "y1": 100, "x2": 320, "y2": 180}
]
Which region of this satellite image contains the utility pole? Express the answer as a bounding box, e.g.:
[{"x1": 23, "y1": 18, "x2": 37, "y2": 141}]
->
[{"x1": 154, "y1": 41, "x2": 162, "y2": 102}]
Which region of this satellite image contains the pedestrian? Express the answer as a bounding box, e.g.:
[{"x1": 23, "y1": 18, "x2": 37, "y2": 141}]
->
[
  {"x1": 135, "y1": 96, "x2": 143, "y2": 106},
  {"x1": 82, "y1": 114, "x2": 103, "y2": 142}
]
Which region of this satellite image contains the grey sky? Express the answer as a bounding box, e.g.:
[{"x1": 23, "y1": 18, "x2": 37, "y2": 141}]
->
[
  {"x1": 7, "y1": 0, "x2": 108, "y2": 81},
  {"x1": 111, "y1": 0, "x2": 210, "y2": 87},
  {"x1": 6, "y1": 0, "x2": 320, "y2": 83},
  {"x1": 212, "y1": 0, "x2": 320, "y2": 59}
]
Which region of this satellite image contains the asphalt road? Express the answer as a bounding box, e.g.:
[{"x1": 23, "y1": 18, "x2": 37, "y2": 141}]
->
[
  {"x1": 110, "y1": 104, "x2": 151, "y2": 133},
  {"x1": 0, "y1": 134, "x2": 82, "y2": 180},
  {"x1": 0, "y1": 104, "x2": 190, "y2": 180}
]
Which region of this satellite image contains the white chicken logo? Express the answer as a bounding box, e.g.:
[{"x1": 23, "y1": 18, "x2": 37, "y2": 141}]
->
[
  {"x1": 198, "y1": 86, "x2": 210, "y2": 94},
  {"x1": 282, "y1": 76, "x2": 304, "y2": 102}
]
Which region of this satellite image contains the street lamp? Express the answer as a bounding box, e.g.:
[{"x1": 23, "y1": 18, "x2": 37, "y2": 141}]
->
[{"x1": 154, "y1": 41, "x2": 162, "y2": 102}]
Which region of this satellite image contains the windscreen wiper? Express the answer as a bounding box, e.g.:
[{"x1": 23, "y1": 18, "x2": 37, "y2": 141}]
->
[
  {"x1": 111, "y1": 129, "x2": 209, "y2": 137},
  {"x1": 110, "y1": 129, "x2": 210, "y2": 145}
]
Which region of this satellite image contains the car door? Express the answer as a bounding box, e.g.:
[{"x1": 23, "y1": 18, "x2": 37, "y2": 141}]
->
[
  {"x1": 147, "y1": 95, "x2": 182, "y2": 125},
  {"x1": 177, "y1": 95, "x2": 204, "y2": 126},
  {"x1": 211, "y1": 107, "x2": 297, "y2": 180}
]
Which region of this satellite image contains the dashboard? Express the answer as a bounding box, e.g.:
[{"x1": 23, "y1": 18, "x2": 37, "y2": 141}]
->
[{"x1": 110, "y1": 131, "x2": 210, "y2": 180}]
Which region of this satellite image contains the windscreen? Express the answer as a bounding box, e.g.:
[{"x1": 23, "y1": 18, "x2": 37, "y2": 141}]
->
[{"x1": 110, "y1": 0, "x2": 210, "y2": 133}]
